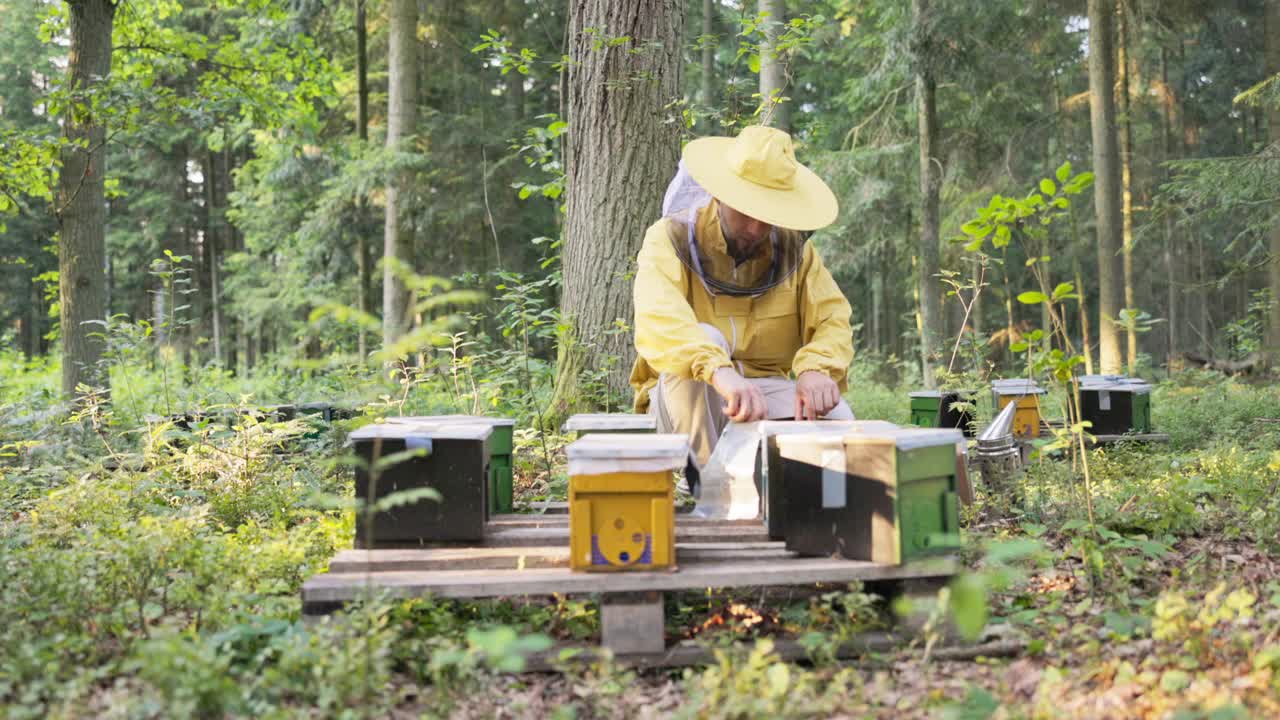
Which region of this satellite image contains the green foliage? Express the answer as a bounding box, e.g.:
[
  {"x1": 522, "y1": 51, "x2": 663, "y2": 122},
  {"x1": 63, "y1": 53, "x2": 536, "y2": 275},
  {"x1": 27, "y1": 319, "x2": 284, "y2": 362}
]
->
[{"x1": 679, "y1": 638, "x2": 858, "y2": 719}]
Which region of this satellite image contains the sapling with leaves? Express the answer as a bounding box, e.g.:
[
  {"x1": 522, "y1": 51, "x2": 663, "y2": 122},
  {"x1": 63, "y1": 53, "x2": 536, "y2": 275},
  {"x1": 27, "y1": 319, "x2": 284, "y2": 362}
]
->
[{"x1": 958, "y1": 161, "x2": 1099, "y2": 524}]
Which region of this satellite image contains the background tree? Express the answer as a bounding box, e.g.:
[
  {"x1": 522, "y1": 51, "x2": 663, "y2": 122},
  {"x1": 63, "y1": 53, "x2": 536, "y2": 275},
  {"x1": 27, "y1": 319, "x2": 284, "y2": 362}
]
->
[
  {"x1": 758, "y1": 0, "x2": 789, "y2": 130},
  {"x1": 1266, "y1": 0, "x2": 1280, "y2": 357},
  {"x1": 382, "y1": 0, "x2": 418, "y2": 347},
  {"x1": 56, "y1": 0, "x2": 118, "y2": 396},
  {"x1": 1088, "y1": 0, "x2": 1125, "y2": 374},
  {"x1": 912, "y1": 0, "x2": 943, "y2": 387},
  {"x1": 547, "y1": 0, "x2": 684, "y2": 416}
]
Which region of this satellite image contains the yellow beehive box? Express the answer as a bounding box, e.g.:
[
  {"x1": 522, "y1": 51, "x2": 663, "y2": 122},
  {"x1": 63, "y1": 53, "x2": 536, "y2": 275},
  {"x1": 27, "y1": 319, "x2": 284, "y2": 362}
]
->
[
  {"x1": 565, "y1": 433, "x2": 689, "y2": 572},
  {"x1": 991, "y1": 379, "x2": 1047, "y2": 438}
]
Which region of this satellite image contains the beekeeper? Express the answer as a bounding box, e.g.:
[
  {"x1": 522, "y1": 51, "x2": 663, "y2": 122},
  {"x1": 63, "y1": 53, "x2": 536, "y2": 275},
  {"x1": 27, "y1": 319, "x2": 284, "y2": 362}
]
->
[{"x1": 630, "y1": 125, "x2": 855, "y2": 482}]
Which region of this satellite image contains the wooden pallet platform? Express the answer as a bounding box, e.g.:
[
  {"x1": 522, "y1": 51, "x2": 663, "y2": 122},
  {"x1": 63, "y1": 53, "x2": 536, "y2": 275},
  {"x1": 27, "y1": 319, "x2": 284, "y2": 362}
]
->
[
  {"x1": 327, "y1": 541, "x2": 793, "y2": 573},
  {"x1": 303, "y1": 516, "x2": 960, "y2": 656},
  {"x1": 304, "y1": 555, "x2": 958, "y2": 604}
]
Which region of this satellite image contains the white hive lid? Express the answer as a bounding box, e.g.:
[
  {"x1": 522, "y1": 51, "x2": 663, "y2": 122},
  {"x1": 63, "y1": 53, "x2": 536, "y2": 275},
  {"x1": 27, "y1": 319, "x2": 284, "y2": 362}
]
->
[
  {"x1": 848, "y1": 427, "x2": 964, "y2": 451},
  {"x1": 759, "y1": 419, "x2": 899, "y2": 440},
  {"x1": 776, "y1": 426, "x2": 963, "y2": 455},
  {"x1": 566, "y1": 433, "x2": 689, "y2": 461},
  {"x1": 386, "y1": 414, "x2": 515, "y2": 427},
  {"x1": 349, "y1": 422, "x2": 493, "y2": 442},
  {"x1": 1079, "y1": 375, "x2": 1151, "y2": 393},
  {"x1": 562, "y1": 413, "x2": 658, "y2": 432},
  {"x1": 992, "y1": 378, "x2": 1046, "y2": 395}
]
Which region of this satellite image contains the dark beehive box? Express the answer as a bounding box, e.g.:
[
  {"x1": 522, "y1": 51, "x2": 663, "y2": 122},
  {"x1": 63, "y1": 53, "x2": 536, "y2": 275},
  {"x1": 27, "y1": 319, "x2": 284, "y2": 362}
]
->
[
  {"x1": 1079, "y1": 376, "x2": 1152, "y2": 435},
  {"x1": 350, "y1": 422, "x2": 491, "y2": 546},
  {"x1": 909, "y1": 390, "x2": 977, "y2": 436},
  {"x1": 776, "y1": 428, "x2": 964, "y2": 564},
  {"x1": 387, "y1": 415, "x2": 516, "y2": 515},
  {"x1": 754, "y1": 420, "x2": 900, "y2": 540}
]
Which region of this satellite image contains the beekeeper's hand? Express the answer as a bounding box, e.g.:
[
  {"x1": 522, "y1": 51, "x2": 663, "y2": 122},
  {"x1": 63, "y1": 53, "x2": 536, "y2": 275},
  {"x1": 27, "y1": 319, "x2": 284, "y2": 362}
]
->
[
  {"x1": 711, "y1": 367, "x2": 767, "y2": 422},
  {"x1": 795, "y1": 371, "x2": 841, "y2": 421}
]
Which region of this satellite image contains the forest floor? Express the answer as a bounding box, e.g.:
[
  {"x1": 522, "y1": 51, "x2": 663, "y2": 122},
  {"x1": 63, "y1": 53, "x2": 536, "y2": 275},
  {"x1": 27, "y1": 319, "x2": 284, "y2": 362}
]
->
[{"x1": 2, "y1": 359, "x2": 1279, "y2": 719}]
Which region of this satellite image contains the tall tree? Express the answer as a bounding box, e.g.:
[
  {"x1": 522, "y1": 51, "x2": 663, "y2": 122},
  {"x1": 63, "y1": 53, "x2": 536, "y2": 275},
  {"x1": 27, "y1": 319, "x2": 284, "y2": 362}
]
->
[
  {"x1": 1160, "y1": 45, "x2": 1180, "y2": 362},
  {"x1": 356, "y1": 0, "x2": 371, "y2": 359},
  {"x1": 548, "y1": 0, "x2": 683, "y2": 414},
  {"x1": 701, "y1": 0, "x2": 714, "y2": 110},
  {"x1": 913, "y1": 0, "x2": 943, "y2": 387},
  {"x1": 1117, "y1": 1, "x2": 1137, "y2": 372},
  {"x1": 759, "y1": 0, "x2": 789, "y2": 131},
  {"x1": 56, "y1": 0, "x2": 118, "y2": 396},
  {"x1": 1088, "y1": 0, "x2": 1125, "y2": 374},
  {"x1": 382, "y1": 0, "x2": 418, "y2": 347},
  {"x1": 1267, "y1": 0, "x2": 1280, "y2": 357}
]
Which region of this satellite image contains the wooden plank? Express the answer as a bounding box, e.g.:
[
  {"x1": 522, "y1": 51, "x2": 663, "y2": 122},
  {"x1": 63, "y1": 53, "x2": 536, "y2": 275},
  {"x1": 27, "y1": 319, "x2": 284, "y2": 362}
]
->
[
  {"x1": 301, "y1": 556, "x2": 959, "y2": 604},
  {"x1": 512, "y1": 501, "x2": 569, "y2": 514},
  {"x1": 483, "y1": 523, "x2": 770, "y2": 547},
  {"x1": 326, "y1": 542, "x2": 795, "y2": 573},
  {"x1": 488, "y1": 514, "x2": 763, "y2": 528}
]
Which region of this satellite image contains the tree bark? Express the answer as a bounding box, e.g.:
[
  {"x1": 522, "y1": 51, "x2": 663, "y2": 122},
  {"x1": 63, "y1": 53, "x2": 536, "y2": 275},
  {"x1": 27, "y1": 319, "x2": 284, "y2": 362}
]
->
[
  {"x1": 701, "y1": 0, "x2": 714, "y2": 110},
  {"x1": 870, "y1": 245, "x2": 883, "y2": 355},
  {"x1": 1266, "y1": 0, "x2": 1280, "y2": 357},
  {"x1": 1117, "y1": 1, "x2": 1137, "y2": 372},
  {"x1": 382, "y1": 0, "x2": 419, "y2": 348},
  {"x1": 56, "y1": 0, "x2": 117, "y2": 397},
  {"x1": 913, "y1": 0, "x2": 943, "y2": 388},
  {"x1": 548, "y1": 0, "x2": 683, "y2": 416},
  {"x1": 356, "y1": 0, "x2": 371, "y2": 359},
  {"x1": 1160, "y1": 45, "x2": 1179, "y2": 363},
  {"x1": 1088, "y1": 0, "x2": 1125, "y2": 374},
  {"x1": 758, "y1": 0, "x2": 789, "y2": 131}
]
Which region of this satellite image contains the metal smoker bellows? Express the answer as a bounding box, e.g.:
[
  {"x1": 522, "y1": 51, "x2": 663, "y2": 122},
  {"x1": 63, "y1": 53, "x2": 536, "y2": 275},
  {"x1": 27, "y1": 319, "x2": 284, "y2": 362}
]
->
[{"x1": 975, "y1": 400, "x2": 1022, "y2": 494}]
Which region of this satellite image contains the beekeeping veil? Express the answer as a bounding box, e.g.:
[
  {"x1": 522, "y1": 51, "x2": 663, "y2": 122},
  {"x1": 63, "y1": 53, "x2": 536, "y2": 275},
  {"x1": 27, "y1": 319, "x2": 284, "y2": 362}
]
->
[{"x1": 661, "y1": 126, "x2": 839, "y2": 298}]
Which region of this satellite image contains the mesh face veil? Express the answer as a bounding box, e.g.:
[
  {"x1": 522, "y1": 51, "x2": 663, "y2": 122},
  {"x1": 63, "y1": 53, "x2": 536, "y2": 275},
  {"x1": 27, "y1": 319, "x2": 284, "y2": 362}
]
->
[{"x1": 660, "y1": 160, "x2": 806, "y2": 298}]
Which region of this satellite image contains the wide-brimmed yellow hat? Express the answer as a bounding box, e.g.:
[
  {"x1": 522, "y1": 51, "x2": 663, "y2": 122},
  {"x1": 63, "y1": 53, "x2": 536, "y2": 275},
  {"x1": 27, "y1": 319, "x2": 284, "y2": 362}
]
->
[{"x1": 682, "y1": 125, "x2": 838, "y2": 232}]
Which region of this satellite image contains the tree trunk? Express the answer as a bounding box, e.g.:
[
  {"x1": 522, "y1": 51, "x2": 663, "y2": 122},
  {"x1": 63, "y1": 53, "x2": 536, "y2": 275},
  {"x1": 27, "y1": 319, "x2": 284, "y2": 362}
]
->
[
  {"x1": 1160, "y1": 45, "x2": 1180, "y2": 364},
  {"x1": 356, "y1": 0, "x2": 371, "y2": 360},
  {"x1": 701, "y1": 0, "x2": 714, "y2": 110},
  {"x1": 1088, "y1": 0, "x2": 1125, "y2": 374},
  {"x1": 1266, "y1": 0, "x2": 1280, "y2": 357},
  {"x1": 914, "y1": 0, "x2": 943, "y2": 388},
  {"x1": 1117, "y1": 1, "x2": 1137, "y2": 372},
  {"x1": 548, "y1": 0, "x2": 683, "y2": 417},
  {"x1": 758, "y1": 0, "x2": 789, "y2": 131},
  {"x1": 1076, "y1": 261, "x2": 1095, "y2": 375},
  {"x1": 382, "y1": 0, "x2": 419, "y2": 348},
  {"x1": 870, "y1": 247, "x2": 883, "y2": 355},
  {"x1": 56, "y1": 0, "x2": 117, "y2": 397}
]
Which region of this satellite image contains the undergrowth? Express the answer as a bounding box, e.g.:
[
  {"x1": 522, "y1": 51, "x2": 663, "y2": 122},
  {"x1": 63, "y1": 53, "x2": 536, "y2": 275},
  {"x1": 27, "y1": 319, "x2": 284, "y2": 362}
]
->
[{"x1": 3, "y1": 345, "x2": 1280, "y2": 717}]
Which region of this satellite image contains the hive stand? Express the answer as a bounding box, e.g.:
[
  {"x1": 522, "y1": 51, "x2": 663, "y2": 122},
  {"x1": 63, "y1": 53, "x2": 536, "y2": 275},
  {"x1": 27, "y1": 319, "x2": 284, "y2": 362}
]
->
[{"x1": 302, "y1": 513, "x2": 957, "y2": 657}]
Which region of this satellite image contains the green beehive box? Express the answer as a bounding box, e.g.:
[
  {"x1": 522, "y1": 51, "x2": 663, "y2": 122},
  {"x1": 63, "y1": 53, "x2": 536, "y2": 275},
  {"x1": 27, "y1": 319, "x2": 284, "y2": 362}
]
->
[
  {"x1": 909, "y1": 391, "x2": 942, "y2": 428},
  {"x1": 910, "y1": 390, "x2": 977, "y2": 436},
  {"x1": 776, "y1": 428, "x2": 964, "y2": 564},
  {"x1": 387, "y1": 415, "x2": 515, "y2": 515}
]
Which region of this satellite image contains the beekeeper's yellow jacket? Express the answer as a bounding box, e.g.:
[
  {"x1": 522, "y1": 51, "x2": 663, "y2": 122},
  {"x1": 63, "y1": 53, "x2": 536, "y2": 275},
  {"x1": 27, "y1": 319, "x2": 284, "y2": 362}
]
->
[{"x1": 629, "y1": 200, "x2": 854, "y2": 413}]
